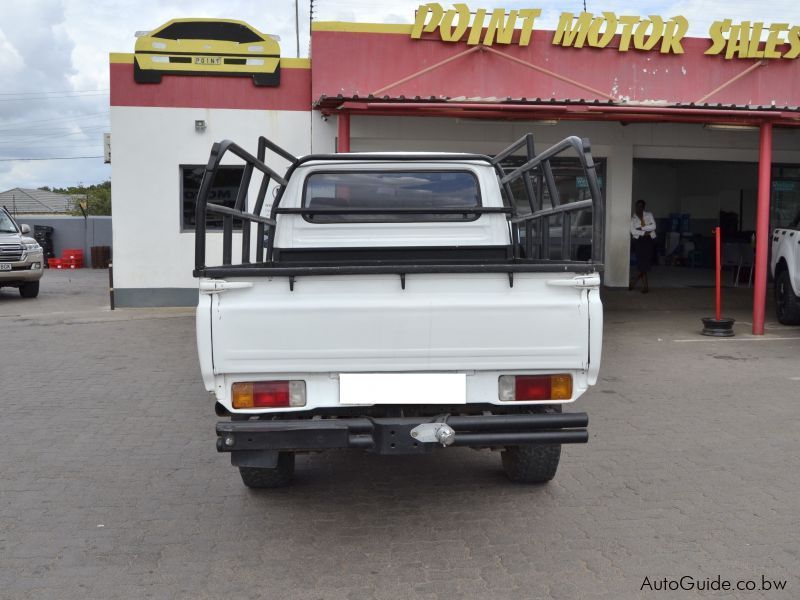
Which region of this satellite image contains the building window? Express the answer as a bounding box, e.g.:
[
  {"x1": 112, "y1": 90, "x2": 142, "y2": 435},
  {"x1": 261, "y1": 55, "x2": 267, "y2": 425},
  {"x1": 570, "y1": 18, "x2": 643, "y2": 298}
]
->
[{"x1": 181, "y1": 165, "x2": 245, "y2": 231}]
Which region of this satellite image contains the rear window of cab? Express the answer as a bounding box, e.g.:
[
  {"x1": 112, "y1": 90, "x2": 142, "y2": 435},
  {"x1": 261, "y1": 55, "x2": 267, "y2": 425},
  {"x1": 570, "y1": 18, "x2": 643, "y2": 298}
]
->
[{"x1": 301, "y1": 170, "x2": 482, "y2": 223}]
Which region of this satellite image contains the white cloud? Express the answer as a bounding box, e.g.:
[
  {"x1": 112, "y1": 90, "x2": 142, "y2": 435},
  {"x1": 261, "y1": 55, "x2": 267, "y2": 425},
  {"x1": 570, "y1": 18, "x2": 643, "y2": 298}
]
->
[{"x1": 0, "y1": 0, "x2": 798, "y2": 190}]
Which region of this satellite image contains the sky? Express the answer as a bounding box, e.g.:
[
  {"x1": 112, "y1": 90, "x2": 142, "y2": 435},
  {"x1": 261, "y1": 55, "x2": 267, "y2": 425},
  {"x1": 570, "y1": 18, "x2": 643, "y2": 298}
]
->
[{"x1": 0, "y1": 0, "x2": 798, "y2": 191}]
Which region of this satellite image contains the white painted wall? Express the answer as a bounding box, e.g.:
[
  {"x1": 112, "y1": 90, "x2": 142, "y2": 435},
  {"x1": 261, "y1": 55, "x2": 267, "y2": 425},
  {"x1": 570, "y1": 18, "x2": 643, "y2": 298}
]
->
[
  {"x1": 605, "y1": 144, "x2": 633, "y2": 286},
  {"x1": 312, "y1": 114, "x2": 337, "y2": 154},
  {"x1": 111, "y1": 106, "x2": 311, "y2": 290}
]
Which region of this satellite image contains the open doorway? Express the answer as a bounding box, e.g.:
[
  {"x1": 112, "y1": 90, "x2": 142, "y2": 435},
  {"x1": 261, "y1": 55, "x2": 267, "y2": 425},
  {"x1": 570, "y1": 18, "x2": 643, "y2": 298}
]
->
[{"x1": 632, "y1": 159, "x2": 760, "y2": 288}]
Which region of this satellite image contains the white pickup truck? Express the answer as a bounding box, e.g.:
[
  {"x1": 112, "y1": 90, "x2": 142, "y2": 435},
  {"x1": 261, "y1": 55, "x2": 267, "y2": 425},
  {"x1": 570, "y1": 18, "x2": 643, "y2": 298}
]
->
[
  {"x1": 194, "y1": 134, "x2": 604, "y2": 488},
  {"x1": 771, "y1": 211, "x2": 800, "y2": 325}
]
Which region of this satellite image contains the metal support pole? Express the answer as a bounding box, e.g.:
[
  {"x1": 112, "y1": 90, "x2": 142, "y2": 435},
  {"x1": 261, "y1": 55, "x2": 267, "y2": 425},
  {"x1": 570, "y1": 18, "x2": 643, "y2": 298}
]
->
[
  {"x1": 337, "y1": 112, "x2": 350, "y2": 153},
  {"x1": 753, "y1": 122, "x2": 772, "y2": 335},
  {"x1": 294, "y1": 0, "x2": 300, "y2": 58},
  {"x1": 108, "y1": 262, "x2": 115, "y2": 310}
]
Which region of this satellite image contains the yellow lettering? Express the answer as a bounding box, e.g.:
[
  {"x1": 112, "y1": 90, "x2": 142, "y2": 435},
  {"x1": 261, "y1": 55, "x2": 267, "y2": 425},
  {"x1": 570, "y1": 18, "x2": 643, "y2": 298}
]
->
[
  {"x1": 725, "y1": 24, "x2": 749, "y2": 59},
  {"x1": 617, "y1": 16, "x2": 640, "y2": 51},
  {"x1": 467, "y1": 9, "x2": 487, "y2": 45},
  {"x1": 484, "y1": 8, "x2": 518, "y2": 45},
  {"x1": 633, "y1": 16, "x2": 664, "y2": 51},
  {"x1": 705, "y1": 19, "x2": 731, "y2": 55},
  {"x1": 661, "y1": 16, "x2": 687, "y2": 54},
  {"x1": 439, "y1": 3, "x2": 470, "y2": 42},
  {"x1": 411, "y1": 3, "x2": 444, "y2": 39},
  {"x1": 785, "y1": 25, "x2": 800, "y2": 59},
  {"x1": 517, "y1": 9, "x2": 542, "y2": 46},
  {"x1": 747, "y1": 22, "x2": 765, "y2": 58},
  {"x1": 587, "y1": 12, "x2": 617, "y2": 48},
  {"x1": 411, "y1": 4, "x2": 800, "y2": 61},
  {"x1": 764, "y1": 23, "x2": 789, "y2": 59},
  {"x1": 552, "y1": 12, "x2": 594, "y2": 48}
]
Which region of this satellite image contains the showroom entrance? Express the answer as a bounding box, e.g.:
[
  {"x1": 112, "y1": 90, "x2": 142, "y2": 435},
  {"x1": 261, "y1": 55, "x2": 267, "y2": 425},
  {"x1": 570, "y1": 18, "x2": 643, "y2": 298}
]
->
[{"x1": 631, "y1": 158, "x2": 800, "y2": 289}]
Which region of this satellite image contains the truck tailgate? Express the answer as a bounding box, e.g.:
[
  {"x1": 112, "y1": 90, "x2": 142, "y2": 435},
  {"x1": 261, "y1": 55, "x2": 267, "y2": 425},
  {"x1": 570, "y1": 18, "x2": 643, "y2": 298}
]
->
[{"x1": 207, "y1": 272, "x2": 593, "y2": 374}]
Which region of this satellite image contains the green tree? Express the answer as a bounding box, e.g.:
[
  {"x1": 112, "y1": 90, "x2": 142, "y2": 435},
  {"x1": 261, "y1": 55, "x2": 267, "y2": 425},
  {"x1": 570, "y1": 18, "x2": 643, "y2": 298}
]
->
[{"x1": 40, "y1": 180, "x2": 112, "y2": 216}]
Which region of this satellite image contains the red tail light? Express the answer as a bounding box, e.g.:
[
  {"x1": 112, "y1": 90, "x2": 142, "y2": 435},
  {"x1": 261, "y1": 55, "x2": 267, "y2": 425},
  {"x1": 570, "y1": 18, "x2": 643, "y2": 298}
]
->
[
  {"x1": 515, "y1": 376, "x2": 552, "y2": 400},
  {"x1": 252, "y1": 382, "x2": 290, "y2": 407},
  {"x1": 498, "y1": 374, "x2": 573, "y2": 401},
  {"x1": 232, "y1": 381, "x2": 306, "y2": 408}
]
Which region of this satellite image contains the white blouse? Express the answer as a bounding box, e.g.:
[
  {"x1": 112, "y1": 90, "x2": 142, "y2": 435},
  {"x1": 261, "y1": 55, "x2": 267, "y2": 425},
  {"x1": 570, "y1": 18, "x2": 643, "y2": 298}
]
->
[{"x1": 631, "y1": 211, "x2": 656, "y2": 239}]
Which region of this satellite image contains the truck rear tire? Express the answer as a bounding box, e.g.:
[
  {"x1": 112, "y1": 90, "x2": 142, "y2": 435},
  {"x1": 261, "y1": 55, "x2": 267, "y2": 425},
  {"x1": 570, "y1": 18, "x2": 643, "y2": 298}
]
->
[
  {"x1": 501, "y1": 444, "x2": 561, "y2": 483},
  {"x1": 775, "y1": 270, "x2": 800, "y2": 325},
  {"x1": 238, "y1": 452, "x2": 295, "y2": 488},
  {"x1": 19, "y1": 281, "x2": 39, "y2": 298}
]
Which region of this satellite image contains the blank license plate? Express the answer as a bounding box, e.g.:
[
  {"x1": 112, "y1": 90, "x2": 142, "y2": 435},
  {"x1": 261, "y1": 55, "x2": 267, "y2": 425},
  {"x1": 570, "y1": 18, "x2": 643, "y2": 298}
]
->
[
  {"x1": 194, "y1": 56, "x2": 221, "y2": 65},
  {"x1": 0, "y1": 263, "x2": 11, "y2": 271},
  {"x1": 339, "y1": 373, "x2": 466, "y2": 405}
]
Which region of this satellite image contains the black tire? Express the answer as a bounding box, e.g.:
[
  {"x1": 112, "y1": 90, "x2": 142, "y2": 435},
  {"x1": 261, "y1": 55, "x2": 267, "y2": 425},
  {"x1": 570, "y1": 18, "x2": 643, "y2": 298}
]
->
[
  {"x1": 238, "y1": 452, "x2": 295, "y2": 489},
  {"x1": 501, "y1": 443, "x2": 562, "y2": 483},
  {"x1": 19, "y1": 281, "x2": 39, "y2": 298},
  {"x1": 133, "y1": 61, "x2": 162, "y2": 84},
  {"x1": 775, "y1": 269, "x2": 800, "y2": 325}
]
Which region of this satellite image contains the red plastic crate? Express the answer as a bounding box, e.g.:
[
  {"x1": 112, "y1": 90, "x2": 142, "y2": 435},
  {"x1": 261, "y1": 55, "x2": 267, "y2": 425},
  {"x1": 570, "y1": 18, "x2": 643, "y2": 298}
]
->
[
  {"x1": 47, "y1": 258, "x2": 62, "y2": 268},
  {"x1": 62, "y1": 258, "x2": 83, "y2": 269},
  {"x1": 62, "y1": 248, "x2": 84, "y2": 260}
]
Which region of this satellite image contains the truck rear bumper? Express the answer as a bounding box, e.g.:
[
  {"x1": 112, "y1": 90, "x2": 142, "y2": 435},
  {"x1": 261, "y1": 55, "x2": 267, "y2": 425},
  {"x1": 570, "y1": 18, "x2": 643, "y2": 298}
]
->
[{"x1": 216, "y1": 412, "x2": 588, "y2": 459}]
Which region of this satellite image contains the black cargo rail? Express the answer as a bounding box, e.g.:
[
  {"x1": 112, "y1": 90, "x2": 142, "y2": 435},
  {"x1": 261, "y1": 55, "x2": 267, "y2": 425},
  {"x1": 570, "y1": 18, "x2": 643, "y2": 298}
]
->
[
  {"x1": 194, "y1": 134, "x2": 605, "y2": 279},
  {"x1": 216, "y1": 412, "x2": 589, "y2": 456},
  {"x1": 200, "y1": 261, "x2": 600, "y2": 280}
]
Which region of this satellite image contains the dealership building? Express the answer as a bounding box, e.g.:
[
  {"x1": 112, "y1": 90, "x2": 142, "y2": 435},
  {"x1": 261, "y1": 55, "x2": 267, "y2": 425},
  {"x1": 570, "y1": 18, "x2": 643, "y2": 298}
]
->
[{"x1": 110, "y1": 10, "x2": 800, "y2": 332}]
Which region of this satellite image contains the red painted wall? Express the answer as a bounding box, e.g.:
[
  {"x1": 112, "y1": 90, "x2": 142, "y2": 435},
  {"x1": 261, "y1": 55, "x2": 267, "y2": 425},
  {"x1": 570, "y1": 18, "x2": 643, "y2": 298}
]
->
[
  {"x1": 109, "y1": 28, "x2": 800, "y2": 111},
  {"x1": 110, "y1": 62, "x2": 311, "y2": 110},
  {"x1": 311, "y1": 29, "x2": 800, "y2": 108}
]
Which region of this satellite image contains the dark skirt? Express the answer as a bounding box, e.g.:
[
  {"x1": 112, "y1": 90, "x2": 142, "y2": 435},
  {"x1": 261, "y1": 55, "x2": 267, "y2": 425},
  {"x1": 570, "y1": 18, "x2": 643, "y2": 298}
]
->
[{"x1": 633, "y1": 235, "x2": 655, "y2": 273}]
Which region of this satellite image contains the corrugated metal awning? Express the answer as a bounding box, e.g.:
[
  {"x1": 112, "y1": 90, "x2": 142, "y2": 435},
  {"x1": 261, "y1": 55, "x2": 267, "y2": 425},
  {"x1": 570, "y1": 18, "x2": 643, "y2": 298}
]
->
[{"x1": 316, "y1": 95, "x2": 800, "y2": 127}]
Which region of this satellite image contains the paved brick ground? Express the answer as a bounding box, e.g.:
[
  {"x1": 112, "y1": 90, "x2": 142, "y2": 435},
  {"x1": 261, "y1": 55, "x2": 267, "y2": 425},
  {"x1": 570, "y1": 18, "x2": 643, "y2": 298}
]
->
[{"x1": 1, "y1": 270, "x2": 798, "y2": 599}]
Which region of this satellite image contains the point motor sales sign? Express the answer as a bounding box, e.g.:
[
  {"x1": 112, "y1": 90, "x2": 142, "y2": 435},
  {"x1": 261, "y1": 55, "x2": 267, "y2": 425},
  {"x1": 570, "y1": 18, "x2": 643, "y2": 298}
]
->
[{"x1": 412, "y1": 3, "x2": 800, "y2": 60}]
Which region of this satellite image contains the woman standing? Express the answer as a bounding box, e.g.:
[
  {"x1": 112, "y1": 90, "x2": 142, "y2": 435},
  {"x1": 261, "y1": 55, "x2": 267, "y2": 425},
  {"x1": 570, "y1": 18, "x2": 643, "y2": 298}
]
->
[{"x1": 630, "y1": 199, "x2": 656, "y2": 293}]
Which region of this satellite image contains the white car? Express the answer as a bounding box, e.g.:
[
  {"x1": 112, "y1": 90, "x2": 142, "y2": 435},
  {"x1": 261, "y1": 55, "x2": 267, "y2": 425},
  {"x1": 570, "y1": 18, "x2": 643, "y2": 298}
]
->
[
  {"x1": 771, "y1": 210, "x2": 800, "y2": 324},
  {"x1": 0, "y1": 207, "x2": 43, "y2": 298},
  {"x1": 194, "y1": 134, "x2": 605, "y2": 488}
]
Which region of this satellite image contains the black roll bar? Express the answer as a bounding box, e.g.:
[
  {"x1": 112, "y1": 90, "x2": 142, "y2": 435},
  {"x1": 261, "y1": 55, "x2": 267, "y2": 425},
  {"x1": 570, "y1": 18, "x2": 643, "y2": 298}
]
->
[
  {"x1": 194, "y1": 137, "x2": 296, "y2": 271},
  {"x1": 194, "y1": 134, "x2": 605, "y2": 277},
  {"x1": 491, "y1": 134, "x2": 605, "y2": 265}
]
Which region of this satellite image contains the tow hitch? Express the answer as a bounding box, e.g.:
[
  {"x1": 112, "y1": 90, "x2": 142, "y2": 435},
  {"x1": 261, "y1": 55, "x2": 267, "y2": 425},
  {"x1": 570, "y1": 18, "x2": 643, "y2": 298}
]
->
[{"x1": 410, "y1": 422, "x2": 456, "y2": 447}]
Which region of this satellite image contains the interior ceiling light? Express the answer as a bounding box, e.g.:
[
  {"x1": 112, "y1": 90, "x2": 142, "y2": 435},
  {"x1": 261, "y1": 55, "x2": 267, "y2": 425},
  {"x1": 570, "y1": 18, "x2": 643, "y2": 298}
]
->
[
  {"x1": 455, "y1": 118, "x2": 559, "y2": 125},
  {"x1": 704, "y1": 123, "x2": 760, "y2": 132}
]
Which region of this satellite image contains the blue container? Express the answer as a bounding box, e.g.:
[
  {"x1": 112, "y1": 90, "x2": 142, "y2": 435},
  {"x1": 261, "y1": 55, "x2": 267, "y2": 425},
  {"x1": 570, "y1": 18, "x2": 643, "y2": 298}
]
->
[
  {"x1": 680, "y1": 213, "x2": 691, "y2": 233},
  {"x1": 669, "y1": 213, "x2": 680, "y2": 232}
]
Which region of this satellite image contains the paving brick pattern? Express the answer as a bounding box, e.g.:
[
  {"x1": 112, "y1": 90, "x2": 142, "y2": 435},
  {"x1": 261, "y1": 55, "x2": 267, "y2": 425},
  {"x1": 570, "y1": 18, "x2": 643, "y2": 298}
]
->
[{"x1": 1, "y1": 271, "x2": 798, "y2": 599}]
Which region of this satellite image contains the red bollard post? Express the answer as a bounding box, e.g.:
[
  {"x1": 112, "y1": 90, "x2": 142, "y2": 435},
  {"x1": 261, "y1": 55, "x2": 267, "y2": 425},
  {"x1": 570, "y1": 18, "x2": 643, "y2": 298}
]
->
[
  {"x1": 702, "y1": 226, "x2": 735, "y2": 336},
  {"x1": 715, "y1": 227, "x2": 721, "y2": 321}
]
